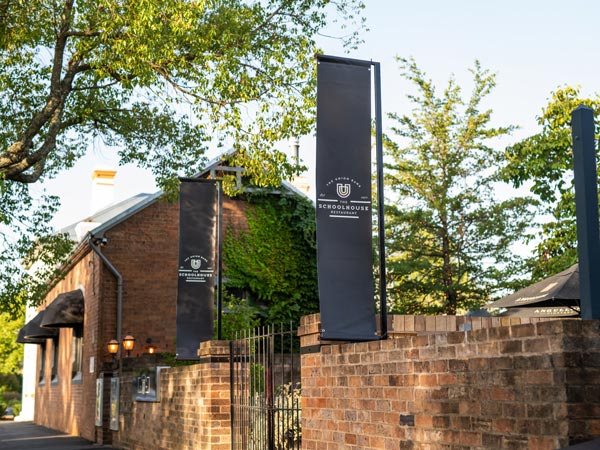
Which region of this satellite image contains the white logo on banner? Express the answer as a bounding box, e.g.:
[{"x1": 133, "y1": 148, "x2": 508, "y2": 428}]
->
[
  {"x1": 179, "y1": 255, "x2": 212, "y2": 283},
  {"x1": 336, "y1": 183, "x2": 351, "y2": 198},
  {"x1": 318, "y1": 177, "x2": 370, "y2": 219}
]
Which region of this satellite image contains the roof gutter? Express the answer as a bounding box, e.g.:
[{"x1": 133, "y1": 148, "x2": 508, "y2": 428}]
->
[{"x1": 88, "y1": 235, "x2": 123, "y2": 368}]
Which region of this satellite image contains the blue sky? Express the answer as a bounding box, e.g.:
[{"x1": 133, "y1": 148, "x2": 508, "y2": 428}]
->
[
  {"x1": 40, "y1": 0, "x2": 600, "y2": 228},
  {"x1": 335, "y1": 0, "x2": 599, "y2": 137}
]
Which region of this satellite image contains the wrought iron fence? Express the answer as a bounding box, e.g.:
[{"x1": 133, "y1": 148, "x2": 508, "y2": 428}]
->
[{"x1": 230, "y1": 323, "x2": 301, "y2": 450}]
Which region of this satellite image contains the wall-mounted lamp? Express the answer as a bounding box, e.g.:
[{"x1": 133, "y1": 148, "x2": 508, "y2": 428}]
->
[
  {"x1": 145, "y1": 338, "x2": 157, "y2": 354},
  {"x1": 107, "y1": 339, "x2": 119, "y2": 359},
  {"x1": 122, "y1": 334, "x2": 135, "y2": 357}
]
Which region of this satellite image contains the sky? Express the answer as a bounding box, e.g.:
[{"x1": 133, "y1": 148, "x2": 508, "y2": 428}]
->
[{"x1": 39, "y1": 0, "x2": 600, "y2": 229}]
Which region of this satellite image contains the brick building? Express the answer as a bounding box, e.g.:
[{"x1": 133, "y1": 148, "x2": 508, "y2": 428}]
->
[{"x1": 16, "y1": 157, "x2": 310, "y2": 443}]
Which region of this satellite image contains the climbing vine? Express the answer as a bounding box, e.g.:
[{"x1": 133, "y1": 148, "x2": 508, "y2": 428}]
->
[{"x1": 223, "y1": 192, "x2": 317, "y2": 327}]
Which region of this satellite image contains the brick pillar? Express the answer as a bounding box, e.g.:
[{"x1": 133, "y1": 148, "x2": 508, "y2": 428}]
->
[
  {"x1": 298, "y1": 314, "x2": 322, "y2": 350},
  {"x1": 112, "y1": 343, "x2": 233, "y2": 450},
  {"x1": 195, "y1": 340, "x2": 232, "y2": 450}
]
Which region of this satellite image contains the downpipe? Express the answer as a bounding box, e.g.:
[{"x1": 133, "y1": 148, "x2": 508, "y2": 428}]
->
[{"x1": 88, "y1": 234, "x2": 123, "y2": 371}]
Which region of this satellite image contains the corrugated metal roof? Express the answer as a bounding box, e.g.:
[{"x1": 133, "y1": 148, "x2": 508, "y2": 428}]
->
[{"x1": 60, "y1": 192, "x2": 158, "y2": 241}]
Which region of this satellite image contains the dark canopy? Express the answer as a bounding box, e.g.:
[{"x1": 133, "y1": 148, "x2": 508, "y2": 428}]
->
[
  {"x1": 16, "y1": 310, "x2": 58, "y2": 343},
  {"x1": 487, "y1": 264, "x2": 579, "y2": 313},
  {"x1": 16, "y1": 327, "x2": 45, "y2": 345},
  {"x1": 40, "y1": 289, "x2": 84, "y2": 328}
]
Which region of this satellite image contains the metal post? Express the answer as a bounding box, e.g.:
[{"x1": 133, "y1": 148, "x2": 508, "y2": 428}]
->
[
  {"x1": 267, "y1": 330, "x2": 275, "y2": 450},
  {"x1": 571, "y1": 105, "x2": 600, "y2": 319},
  {"x1": 89, "y1": 236, "x2": 123, "y2": 367},
  {"x1": 373, "y1": 61, "x2": 388, "y2": 338},
  {"x1": 229, "y1": 340, "x2": 236, "y2": 450},
  {"x1": 217, "y1": 180, "x2": 224, "y2": 339}
]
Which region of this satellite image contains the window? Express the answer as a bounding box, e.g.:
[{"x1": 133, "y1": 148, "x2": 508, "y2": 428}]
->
[
  {"x1": 72, "y1": 328, "x2": 83, "y2": 383},
  {"x1": 38, "y1": 343, "x2": 46, "y2": 385},
  {"x1": 51, "y1": 337, "x2": 59, "y2": 385}
]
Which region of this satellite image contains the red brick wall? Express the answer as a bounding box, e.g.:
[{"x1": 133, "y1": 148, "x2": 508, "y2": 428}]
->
[
  {"x1": 99, "y1": 200, "x2": 180, "y2": 358},
  {"x1": 34, "y1": 194, "x2": 247, "y2": 442},
  {"x1": 300, "y1": 316, "x2": 600, "y2": 450},
  {"x1": 112, "y1": 341, "x2": 231, "y2": 450},
  {"x1": 100, "y1": 196, "x2": 247, "y2": 358},
  {"x1": 34, "y1": 251, "x2": 100, "y2": 441}
]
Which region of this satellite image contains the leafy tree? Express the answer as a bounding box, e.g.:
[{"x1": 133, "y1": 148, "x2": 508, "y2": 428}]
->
[
  {"x1": 501, "y1": 87, "x2": 600, "y2": 279},
  {"x1": 383, "y1": 57, "x2": 536, "y2": 315},
  {"x1": 0, "y1": 311, "x2": 24, "y2": 398},
  {"x1": 0, "y1": 0, "x2": 365, "y2": 313}
]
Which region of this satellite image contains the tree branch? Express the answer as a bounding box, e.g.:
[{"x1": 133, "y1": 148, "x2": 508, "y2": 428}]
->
[{"x1": 0, "y1": 0, "x2": 89, "y2": 180}]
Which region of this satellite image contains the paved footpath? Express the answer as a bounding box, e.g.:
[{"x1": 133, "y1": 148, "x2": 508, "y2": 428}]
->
[{"x1": 0, "y1": 421, "x2": 115, "y2": 450}]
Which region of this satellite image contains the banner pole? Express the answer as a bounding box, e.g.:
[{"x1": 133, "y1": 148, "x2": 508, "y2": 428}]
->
[
  {"x1": 571, "y1": 105, "x2": 600, "y2": 319},
  {"x1": 217, "y1": 180, "x2": 223, "y2": 340},
  {"x1": 373, "y1": 61, "x2": 388, "y2": 339}
]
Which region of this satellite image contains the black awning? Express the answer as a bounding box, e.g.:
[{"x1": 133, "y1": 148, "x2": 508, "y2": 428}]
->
[
  {"x1": 40, "y1": 289, "x2": 84, "y2": 328},
  {"x1": 16, "y1": 310, "x2": 58, "y2": 343},
  {"x1": 16, "y1": 326, "x2": 45, "y2": 345}
]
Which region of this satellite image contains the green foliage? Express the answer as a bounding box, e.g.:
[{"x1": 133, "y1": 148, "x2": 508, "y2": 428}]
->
[
  {"x1": 0, "y1": 0, "x2": 365, "y2": 312},
  {"x1": 501, "y1": 86, "x2": 600, "y2": 279},
  {"x1": 0, "y1": 389, "x2": 21, "y2": 418},
  {"x1": 223, "y1": 193, "x2": 317, "y2": 326},
  {"x1": 384, "y1": 57, "x2": 536, "y2": 315},
  {"x1": 216, "y1": 293, "x2": 261, "y2": 340},
  {"x1": 0, "y1": 311, "x2": 23, "y2": 376},
  {"x1": 157, "y1": 352, "x2": 198, "y2": 367},
  {"x1": 250, "y1": 363, "x2": 266, "y2": 396},
  {"x1": 0, "y1": 180, "x2": 74, "y2": 315},
  {"x1": 0, "y1": 311, "x2": 24, "y2": 413}
]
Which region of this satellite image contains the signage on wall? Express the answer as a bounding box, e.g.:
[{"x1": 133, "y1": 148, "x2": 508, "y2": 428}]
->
[
  {"x1": 109, "y1": 377, "x2": 119, "y2": 431},
  {"x1": 94, "y1": 378, "x2": 103, "y2": 427}
]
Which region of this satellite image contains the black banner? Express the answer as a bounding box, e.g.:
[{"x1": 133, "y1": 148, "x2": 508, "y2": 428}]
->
[
  {"x1": 316, "y1": 56, "x2": 377, "y2": 341},
  {"x1": 176, "y1": 179, "x2": 217, "y2": 359}
]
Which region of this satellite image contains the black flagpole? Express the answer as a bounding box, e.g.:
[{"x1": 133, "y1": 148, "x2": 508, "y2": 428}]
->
[
  {"x1": 217, "y1": 179, "x2": 223, "y2": 339},
  {"x1": 571, "y1": 105, "x2": 600, "y2": 319},
  {"x1": 373, "y1": 61, "x2": 387, "y2": 339}
]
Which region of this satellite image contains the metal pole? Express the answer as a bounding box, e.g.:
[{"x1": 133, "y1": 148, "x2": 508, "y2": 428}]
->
[
  {"x1": 373, "y1": 61, "x2": 388, "y2": 338},
  {"x1": 267, "y1": 330, "x2": 275, "y2": 450},
  {"x1": 571, "y1": 105, "x2": 600, "y2": 319},
  {"x1": 229, "y1": 341, "x2": 235, "y2": 450},
  {"x1": 217, "y1": 180, "x2": 224, "y2": 339}
]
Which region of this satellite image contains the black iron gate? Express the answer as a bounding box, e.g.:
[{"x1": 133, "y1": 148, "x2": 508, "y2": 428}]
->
[{"x1": 230, "y1": 324, "x2": 301, "y2": 450}]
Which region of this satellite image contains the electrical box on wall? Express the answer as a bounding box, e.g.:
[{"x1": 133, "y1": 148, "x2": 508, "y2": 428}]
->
[{"x1": 132, "y1": 366, "x2": 170, "y2": 402}]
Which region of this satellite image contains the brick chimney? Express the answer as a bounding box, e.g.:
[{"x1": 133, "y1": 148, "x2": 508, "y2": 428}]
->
[{"x1": 90, "y1": 167, "x2": 116, "y2": 214}]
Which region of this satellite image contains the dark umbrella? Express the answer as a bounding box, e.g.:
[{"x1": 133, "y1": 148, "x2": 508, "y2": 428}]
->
[{"x1": 486, "y1": 264, "x2": 580, "y2": 316}]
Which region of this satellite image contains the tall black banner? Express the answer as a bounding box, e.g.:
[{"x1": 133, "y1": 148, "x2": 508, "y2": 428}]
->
[
  {"x1": 316, "y1": 56, "x2": 377, "y2": 341},
  {"x1": 176, "y1": 179, "x2": 217, "y2": 359}
]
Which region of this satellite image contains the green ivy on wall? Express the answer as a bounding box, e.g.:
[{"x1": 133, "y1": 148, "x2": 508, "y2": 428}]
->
[{"x1": 223, "y1": 192, "x2": 318, "y2": 328}]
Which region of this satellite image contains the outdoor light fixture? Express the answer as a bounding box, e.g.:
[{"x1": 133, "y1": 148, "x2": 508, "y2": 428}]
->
[
  {"x1": 122, "y1": 334, "x2": 135, "y2": 357},
  {"x1": 107, "y1": 339, "x2": 119, "y2": 359},
  {"x1": 145, "y1": 337, "x2": 157, "y2": 354}
]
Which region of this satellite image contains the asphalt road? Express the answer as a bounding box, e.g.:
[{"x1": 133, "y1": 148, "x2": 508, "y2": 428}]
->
[{"x1": 0, "y1": 421, "x2": 115, "y2": 450}]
